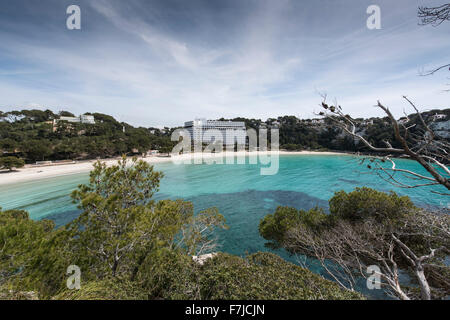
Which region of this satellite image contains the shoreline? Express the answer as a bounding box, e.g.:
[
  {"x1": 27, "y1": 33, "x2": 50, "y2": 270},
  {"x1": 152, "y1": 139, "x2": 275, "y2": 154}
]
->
[{"x1": 0, "y1": 150, "x2": 355, "y2": 186}]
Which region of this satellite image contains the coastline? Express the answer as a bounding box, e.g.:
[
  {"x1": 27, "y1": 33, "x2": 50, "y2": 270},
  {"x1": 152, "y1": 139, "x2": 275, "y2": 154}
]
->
[{"x1": 0, "y1": 150, "x2": 354, "y2": 186}]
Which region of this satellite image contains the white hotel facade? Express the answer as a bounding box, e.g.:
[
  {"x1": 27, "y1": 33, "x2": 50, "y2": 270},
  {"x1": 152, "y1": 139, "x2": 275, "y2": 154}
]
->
[
  {"x1": 58, "y1": 114, "x2": 95, "y2": 124},
  {"x1": 184, "y1": 118, "x2": 247, "y2": 146}
]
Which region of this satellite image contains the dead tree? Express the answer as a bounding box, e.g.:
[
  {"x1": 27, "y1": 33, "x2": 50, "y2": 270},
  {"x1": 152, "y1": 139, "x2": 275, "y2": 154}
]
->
[
  {"x1": 319, "y1": 96, "x2": 450, "y2": 195},
  {"x1": 287, "y1": 209, "x2": 449, "y2": 300},
  {"x1": 417, "y1": 3, "x2": 450, "y2": 87},
  {"x1": 418, "y1": 3, "x2": 450, "y2": 26}
]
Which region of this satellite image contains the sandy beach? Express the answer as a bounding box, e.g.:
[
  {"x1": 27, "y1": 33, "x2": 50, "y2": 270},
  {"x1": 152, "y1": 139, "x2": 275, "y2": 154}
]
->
[{"x1": 0, "y1": 150, "x2": 352, "y2": 186}]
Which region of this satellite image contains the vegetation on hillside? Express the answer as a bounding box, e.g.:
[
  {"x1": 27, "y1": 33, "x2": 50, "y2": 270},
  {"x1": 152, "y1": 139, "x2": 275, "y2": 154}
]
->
[
  {"x1": 216, "y1": 109, "x2": 449, "y2": 152},
  {"x1": 0, "y1": 109, "x2": 176, "y2": 163},
  {"x1": 1, "y1": 108, "x2": 448, "y2": 164}
]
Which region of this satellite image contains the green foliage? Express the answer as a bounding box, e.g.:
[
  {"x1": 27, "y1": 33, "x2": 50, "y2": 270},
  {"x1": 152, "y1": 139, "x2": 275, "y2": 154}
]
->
[
  {"x1": 67, "y1": 156, "x2": 226, "y2": 286},
  {"x1": 198, "y1": 252, "x2": 363, "y2": 300},
  {"x1": 260, "y1": 188, "x2": 417, "y2": 247},
  {"x1": 133, "y1": 248, "x2": 199, "y2": 299},
  {"x1": 59, "y1": 111, "x2": 75, "y2": 117},
  {"x1": 0, "y1": 208, "x2": 55, "y2": 293},
  {"x1": 69, "y1": 157, "x2": 170, "y2": 278},
  {"x1": 0, "y1": 158, "x2": 360, "y2": 300},
  {"x1": 0, "y1": 110, "x2": 174, "y2": 162},
  {"x1": 0, "y1": 207, "x2": 72, "y2": 298},
  {"x1": 259, "y1": 206, "x2": 327, "y2": 248},
  {"x1": 159, "y1": 145, "x2": 173, "y2": 155},
  {"x1": 20, "y1": 139, "x2": 52, "y2": 161},
  {"x1": 0, "y1": 157, "x2": 227, "y2": 299},
  {"x1": 0, "y1": 138, "x2": 18, "y2": 152},
  {"x1": 53, "y1": 251, "x2": 363, "y2": 300},
  {"x1": 53, "y1": 278, "x2": 148, "y2": 300},
  {"x1": 3, "y1": 108, "x2": 447, "y2": 162},
  {"x1": 329, "y1": 187, "x2": 416, "y2": 223},
  {"x1": 259, "y1": 188, "x2": 449, "y2": 299},
  {"x1": 281, "y1": 143, "x2": 302, "y2": 151},
  {"x1": 0, "y1": 156, "x2": 25, "y2": 171}
]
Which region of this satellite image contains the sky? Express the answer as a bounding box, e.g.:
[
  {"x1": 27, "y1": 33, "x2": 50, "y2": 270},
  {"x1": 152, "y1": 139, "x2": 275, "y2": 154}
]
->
[{"x1": 0, "y1": 0, "x2": 449, "y2": 127}]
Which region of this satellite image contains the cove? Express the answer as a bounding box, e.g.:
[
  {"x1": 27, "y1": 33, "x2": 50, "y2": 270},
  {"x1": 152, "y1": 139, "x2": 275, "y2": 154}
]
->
[{"x1": 0, "y1": 154, "x2": 447, "y2": 257}]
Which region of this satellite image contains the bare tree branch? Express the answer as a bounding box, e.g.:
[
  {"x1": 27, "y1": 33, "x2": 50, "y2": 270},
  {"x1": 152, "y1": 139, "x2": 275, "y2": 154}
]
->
[
  {"x1": 318, "y1": 96, "x2": 450, "y2": 192},
  {"x1": 418, "y1": 4, "x2": 450, "y2": 26}
]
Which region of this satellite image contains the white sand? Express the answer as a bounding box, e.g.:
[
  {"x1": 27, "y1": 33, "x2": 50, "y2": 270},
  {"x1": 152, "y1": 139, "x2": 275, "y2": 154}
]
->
[{"x1": 0, "y1": 151, "x2": 352, "y2": 186}]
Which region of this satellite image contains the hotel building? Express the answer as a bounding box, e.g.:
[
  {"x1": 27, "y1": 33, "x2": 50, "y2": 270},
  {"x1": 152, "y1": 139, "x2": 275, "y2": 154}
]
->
[
  {"x1": 58, "y1": 114, "x2": 96, "y2": 124},
  {"x1": 184, "y1": 118, "x2": 247, "y2": 146}
]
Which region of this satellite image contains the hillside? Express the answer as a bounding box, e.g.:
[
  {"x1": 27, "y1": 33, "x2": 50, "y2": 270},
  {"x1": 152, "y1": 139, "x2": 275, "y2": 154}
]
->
[
  {"x1": 1, "y1": 108, "x2": 448, "y2": 163},
  {"x1": 0, "y1": 109, "x2": 175, "y2": 163}
]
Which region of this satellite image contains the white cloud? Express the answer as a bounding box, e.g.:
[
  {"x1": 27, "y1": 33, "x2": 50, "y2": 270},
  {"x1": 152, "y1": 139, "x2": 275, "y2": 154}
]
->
[{"x1": 0, "y1": 0, "x2": 449, "y2": 126}]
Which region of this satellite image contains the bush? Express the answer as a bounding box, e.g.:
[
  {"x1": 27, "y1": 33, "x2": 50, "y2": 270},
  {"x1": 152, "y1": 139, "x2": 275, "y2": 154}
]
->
[
  {"x1": 329, "y1": 187, "x2": 416, "y2": 223},
  {"x1": 259, "y1": 188, "x2": 417, "y2": 250},
  {"x1": 259, "y1": 206, "x2": 327, "y2": 247},
  {"x1": 281, "y1": 143, "x2": 302, "y2": 151},
  {"x1": 0, "y1": 156, "x2": 25, "y2": 171},
  {"x1": 198, "y1": 252, "x2": 363, "y2": 300},
  {"x1": 53, "y1": 279, "x2": 147, "y2": 300}
]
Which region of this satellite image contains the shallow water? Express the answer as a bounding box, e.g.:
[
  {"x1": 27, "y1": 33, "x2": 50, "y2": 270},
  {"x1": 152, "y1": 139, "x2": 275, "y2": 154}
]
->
[
  {"x1": 0, "y1": 154, "x2": 446, "y2": 298},
  {"x1": 0, "y1": 155, "x2": 447, "y2": 254}
]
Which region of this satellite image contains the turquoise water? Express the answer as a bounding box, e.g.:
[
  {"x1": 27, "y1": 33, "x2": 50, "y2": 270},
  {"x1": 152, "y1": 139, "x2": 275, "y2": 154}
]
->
[
  {"x1": 0, "y1": 155, "x2": 447, "y2": 256},
  {"x1": 0, "y1": 154, "x2": 446, "y2": 298}
]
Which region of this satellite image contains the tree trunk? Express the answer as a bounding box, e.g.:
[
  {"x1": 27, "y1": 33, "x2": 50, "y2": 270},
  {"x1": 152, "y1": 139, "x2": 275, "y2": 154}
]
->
[
  {"x1": 416, "y1": 265, "x2": 431, "y2": 300},
  {"x1": 130, "y1": 254, "x2": 146, "y2": 281},
  {"x1": 396, "y1": 285, "x2": 411, "y2": 300},
  {"x1": 111, "y1": 260, "x2": 118, "y2": 277}
]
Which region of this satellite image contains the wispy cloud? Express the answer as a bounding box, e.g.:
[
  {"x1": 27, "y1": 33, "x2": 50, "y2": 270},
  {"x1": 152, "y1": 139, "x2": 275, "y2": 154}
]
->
[{"x1": 0, "y1": 0, "x2": 449, "y2": 126}]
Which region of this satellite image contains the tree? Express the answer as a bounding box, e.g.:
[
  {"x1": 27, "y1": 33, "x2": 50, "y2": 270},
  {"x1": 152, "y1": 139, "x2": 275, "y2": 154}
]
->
[
  {"x1": 315, "y1": 5, "x2": 449, "y2": 193},
  {"x1": 197, "y1": 252, "x2": 363, "y2": 300},
  {"x1": 0, "y1": 157, "x2": 363, "y2": 300},
  {"x1": 418, "y1": 3, "x2": 450, "y2": 26},
  {"x1": 0, "y1": 138, "x2": 18, "y2": 153},
  {"x1": 0, "y1": 208, "x2": 55, "y2": 297},
  {"x1": 69, "y1": 156, "x2": 164, "y2": 278},
  {"x1": 159, "y1": 145, "x2": 173, "y2": 156},
  {"x1": 0, "y1": 108, "x2": 176, "y2": 162},
  {"x1": 0, "y1": 156, "x2": 25, "y2": 171},
  {"x1": 51, "y1": 278, "x2": 148, "y2": 300},
  {"x1": 0, "y1": 157, "x2": 227, "y2": 299},
  {"x1": 59, "y1": 111, "x2": 75, "y2": 117},
  {"x1": 418, "y1": 3, "x2": 450, "y2": 78},
  {"x1": 21, "y1": 140, "x2": 52, "y2": 162},
  {"x1": 68, "y1": 156, "x2": 226, "y2": 280},
  {"x1": 259, "y1": 188, "x2": 450, "y2": 300},
  {"x1": 318, "y1": 96, "x2": 449, "y2": 195}
]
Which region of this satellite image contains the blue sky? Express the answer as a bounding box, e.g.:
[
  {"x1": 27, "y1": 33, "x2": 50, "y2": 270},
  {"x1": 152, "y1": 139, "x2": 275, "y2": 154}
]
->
[{"x1": 0, "y1": 0, "x2": 449, "y2": 127}]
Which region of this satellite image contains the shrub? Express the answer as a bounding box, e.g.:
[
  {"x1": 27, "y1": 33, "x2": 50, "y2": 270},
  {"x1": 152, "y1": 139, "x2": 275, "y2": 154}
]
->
[
  {"x1": 0, "y1": 156, "x2": 25, "y2": 171},
  {"x1": 198, "y1": 252, "x2": 363, "y2": 300}
]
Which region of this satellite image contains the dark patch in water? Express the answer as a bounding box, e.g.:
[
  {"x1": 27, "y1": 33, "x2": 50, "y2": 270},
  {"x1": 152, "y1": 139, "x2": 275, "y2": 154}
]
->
[
  {"x1": 187, "y1": 189, "x2": 328, "y2": 213},
  {"x1": 44, "y1": 209, "x2": 81, "y2": 227},
  {"x1": 15, "y1": 194, "x2": 69, "y2": 210},
  {"x1": 338, "y1": 178, "x2": 361, "y2": 184},
  {"x1": 181, "y1": 189, "x2": 328, "y2": 256}
]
